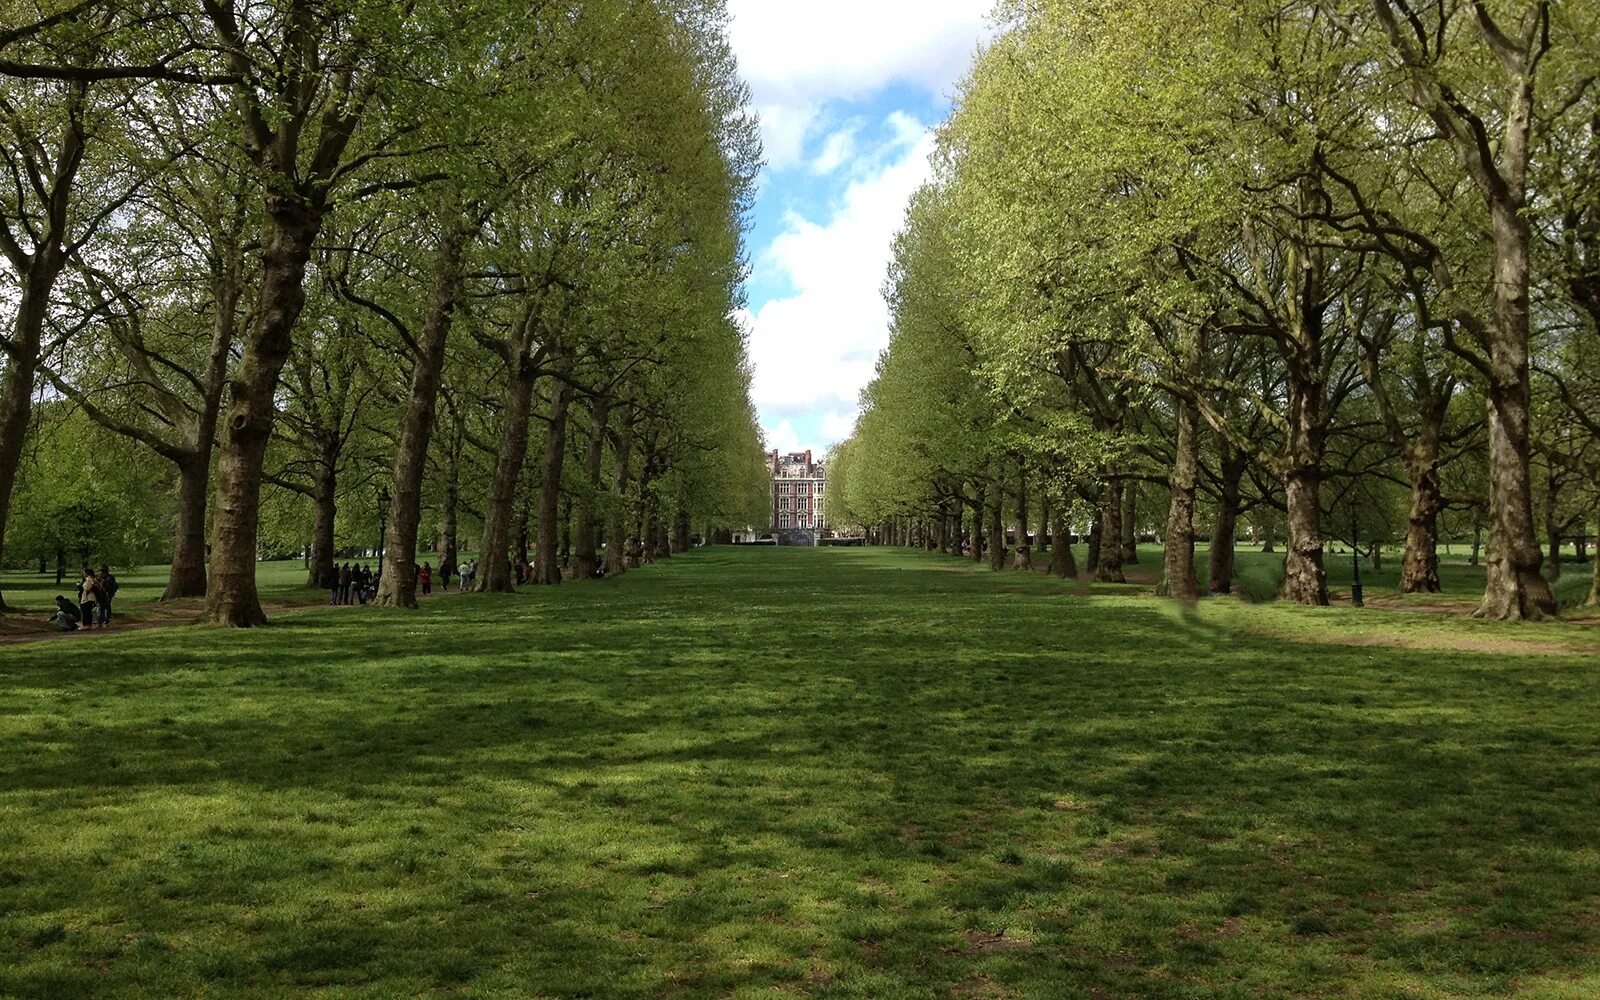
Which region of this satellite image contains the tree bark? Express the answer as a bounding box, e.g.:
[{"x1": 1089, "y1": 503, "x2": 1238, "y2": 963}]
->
[
  {"x1": 1281, "y1": 468, "x2": 1328, "y2": 606},
  {"x1": 605, "y1": 408, "x2": 633, "y2": 577},
  {"x1": 1400, "y1": 454, "x2": 1445, "y2": 595},
  {"x1": 204, "y1": 204, "x2": 321, "y2": 627},
  {"x1": 1160, "y1": 394, "x2": 1200, "y2": 603},
  {"x1": 1048, "y1": 506, "x2": 1078, "y2": 579},
  {"x1": 1013, "y1": 467, "x2": 1032, "y2": 571},
  {"x1": 307, "y1": 452, "x2": 338, "y2": 590},
  {"x1": 970, "y1": 482, "x2": 986, "y2": 564},
  {"x1": 1095, "y1": 482, "x2": 1125, "y2": 583},
  {"x1": 479, "y1": 355, "x2": 539, "y2": 593},
  {"x1": 532, "y1": 380, "x2": 572, "y2": 585},
  {"x1": 575, "y1": 396, "x2": 609, "y2": 579},
  {"x1": 988, "y1": 483, "x2": 1006, "y2": 572},
  {"x1": 1121, "y1": 480, "x2": 1139, "y2": 564},
  {"x1": 377, "y1": 219, "x2": 466, "y2": 608},
  {"x1": 1208, "y1": 445, "x2": 1245, "y2": 595}
]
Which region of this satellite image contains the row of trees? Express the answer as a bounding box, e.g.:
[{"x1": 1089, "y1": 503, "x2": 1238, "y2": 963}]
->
[
  {"x1": 0, "y1": 0, "x2": 770, "y2": 625},
  {"x1": 830, "y1": 0, "x2": 1600, "y2": 619}
]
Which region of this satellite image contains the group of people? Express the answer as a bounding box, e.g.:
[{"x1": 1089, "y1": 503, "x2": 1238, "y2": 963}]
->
[
  {"x1": 48, "y1": 565, "x2": 119, "y2": 632},
  {"x1": 330, "y1": 563, "x2": 378, "y2": 606},
  {"x1": 328, "y1": 560, "x2": 480, "y2": 604}
]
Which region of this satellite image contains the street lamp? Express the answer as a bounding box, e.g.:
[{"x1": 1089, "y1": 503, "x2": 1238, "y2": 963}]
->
[
  {"x1": 377, "y1": 485, "x2": 392, "y2": 582},
  {"x1": 1350, "y1": 508, "x2": 1364, "y2": 608}
]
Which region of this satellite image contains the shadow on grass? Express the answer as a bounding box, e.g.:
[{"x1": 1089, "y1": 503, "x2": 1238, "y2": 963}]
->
[{"x1": 2, "y1": 547, "x2": 1598, "y2": 998}]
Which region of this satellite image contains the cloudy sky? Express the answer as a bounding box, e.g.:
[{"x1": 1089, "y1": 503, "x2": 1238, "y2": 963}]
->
[{"x1": 726, "y1": 1, "x2": 994, "y2": 458}]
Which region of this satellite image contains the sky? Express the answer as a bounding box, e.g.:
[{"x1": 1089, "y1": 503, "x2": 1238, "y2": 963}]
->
[{"x1": 726, "y1": 1, "x2": 995, "y2": 459}]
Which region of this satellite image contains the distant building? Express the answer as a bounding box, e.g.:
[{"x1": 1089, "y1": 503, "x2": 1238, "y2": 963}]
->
[{"x1": 770, "y1": 449, "x2": 827, "y2": 544}]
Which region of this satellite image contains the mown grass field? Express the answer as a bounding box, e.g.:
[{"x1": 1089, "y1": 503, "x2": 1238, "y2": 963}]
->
[{"x1": 2, "y1": 547, "x2": 1598, "y2": 998}]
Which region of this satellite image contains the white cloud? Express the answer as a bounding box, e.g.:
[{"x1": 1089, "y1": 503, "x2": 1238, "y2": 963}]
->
[
  {"x1": 810, "y1": 121, "x2": 863, "y2": 176},
  {"x1": 821, "y1": 410, "x2": 858, "y2": 443},
  {"x1": 728, "y1": 1, "x2": 993, "y2": 106},
  {"x1": 744, "y1": 122, "x2": 940, "y2": 451},
  {"x1": 757, "y1": 102, "x2": 821, "y2": 172}
]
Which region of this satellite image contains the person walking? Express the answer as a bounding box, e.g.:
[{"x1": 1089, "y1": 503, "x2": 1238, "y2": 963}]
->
[
  {"x1": 96, "y1": 566, "x2": 117, "y2": 626},
  {"x1": 420, "y1": 562, "x2": 433, "y2": 597},
  {"x1": 78, "y1": 567, "x2": 100, "y2": 630}
]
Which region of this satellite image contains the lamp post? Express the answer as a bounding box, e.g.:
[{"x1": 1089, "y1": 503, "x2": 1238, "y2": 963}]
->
[
  {"x1": 1350, "y1": 508, "x2": 1364, "y2": 608},
  {"x1": 377, "y1": 485, "x2": 392, "y2": 583}
]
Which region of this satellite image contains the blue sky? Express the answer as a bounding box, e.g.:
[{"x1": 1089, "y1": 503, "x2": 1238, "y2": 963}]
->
[{"x1": 726, "y1": 2, "x2": 994, "y2": 457}]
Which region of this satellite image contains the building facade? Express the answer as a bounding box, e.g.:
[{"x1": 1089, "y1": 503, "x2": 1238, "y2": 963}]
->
[{"x1": 770, "y1": 450, "x2": 827, "y2": 540}]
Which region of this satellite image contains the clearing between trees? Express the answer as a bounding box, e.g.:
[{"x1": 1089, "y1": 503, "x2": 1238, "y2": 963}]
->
[{"x1": 2, "y1": 547, "x2": 1597, "y2": 999}]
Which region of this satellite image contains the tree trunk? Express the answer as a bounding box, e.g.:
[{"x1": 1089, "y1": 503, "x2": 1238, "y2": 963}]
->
[
  {"x1": 970, "y1": 483, "x2": 985, "y2": 564},
  {"x1": 1281, "y1": 468, "x2": 1328, "y2": 606},
  {"x1": 532, "y1": 380, "x2": 572, "y2": 586},
  {"x1": 439, "y1": 417, "x2": 462, "y2": 588},
  {"x1": 574, "y1": 396, "x2": 610, "y2": 580},
  {"x1": 479, "y1": 359, "x2": 538, "y2": 594},
  {"x1": 307, "y1": 454, "x2": 338, "y2": 590},
  {"x1": 1095, "y1": 482, "x2": 1125, "y2": 583},
  {"x1": 1048, "y1": 507, "x2": 1077, "y2": 579},
  {"x1": 672, "y1": 505, "x2": 691, "y2": 554},
  {"x1": 378, "y1": 220, "x2": 466, "y2": 608},
  {"x1": 1588, "y1": 511, "x2": 1600, "y2": 607},
  {"x1": 1013, "y1": 467, "x2": 1032, "y2": 571},
  {"x1": 1208, "y1": 446, "x2": 1245, "y2": 595},
  {"x1": 204, "y1": 207, "x2": 321, "y2": 627},
  {"x1": 1160, "y1": 395, "x2": 1200, "y2": 603},
  {"x1": 164, "y1": 451, "x2": 213, "y2": 600},
  {"x1": 1544, "y1": 465, "x2": 1562, "y2": 584},
  {"x1": 605, "y1": 409, "x2": 633, "y2": 577},
  {"x1": 1400, "y1": 458, "x2": 1444, "y2": 594},
  {"x1": 988, "y1": 485, "x2": 1006, "y2": 572},
  {"x1": 1121, "y1": 480, "x2": 1139, "y2": 564}
]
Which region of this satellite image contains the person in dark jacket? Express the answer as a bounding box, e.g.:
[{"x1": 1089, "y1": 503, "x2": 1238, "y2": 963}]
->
[
  {"x1": 339, "y1": 563, "x2": 353, "y2": 605},
  {"x1": 49, "y1": 596, "x2": 80, "y2": 631},
  {"x1": 97, "y1": 566, "x2": 117, "y2": 625}
]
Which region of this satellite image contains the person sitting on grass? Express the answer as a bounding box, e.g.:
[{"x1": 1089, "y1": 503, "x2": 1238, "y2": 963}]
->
[
  {"x1": 49, "y1": 595, "x2": 81, "y2": 631},
  {"x1": 78, "y1": 567, "x2": 100, "y2": 630},
  {"x1": 97, "y1": 566, "x2": 117, "y2": 626}
]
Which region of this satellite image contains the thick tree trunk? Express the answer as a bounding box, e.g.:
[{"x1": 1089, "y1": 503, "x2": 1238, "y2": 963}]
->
[
  {"x1": 164, "y1": 451, "x2": 213, "y2": 600},
  {"x1": 378, "y1": 222, "x2": 465, "y2": 608},
  {"x1": 1013, "y1": 467, "x2": 1032, "y2": 571},
  {"x1": 1400, "y1": 458, "x2": 1444, "y2": 594},
  {"x1": 204, "y1": 208, "x2": 320, "y2": 627},
  {"x1": 439, "y1": 417, "x2": 462, "y2": 588},
  {"x1": 1544, "y1": 466, "x2": 1563, "y2": 584},
  {"x1": 672, "y1": 505, "x2": 691, "y2": 554},
  {"x1": 307, "y1": 455, "x2": 338, "y2": 590},
  {"x1": 1048, "y1": 507, "x2": 1078, "y2": 579},
  {"x1": 988, "y1": 486, "x2": 1006, "y2": 572},
  {"x1": 1121, "y1": 481, "x2": 1139, "y2": 564},
  {"x1": 1281, "y1": 469, "x2": 1328, "y2": 606},
  {"x1": 1208, "y1": 446, "x2": 1245, "y2": 595},
  {"x1": 532, "y1": 381, "x2": 572, "y2": 586},
  {"x1": 479, "y1": 360, "x2": 539, "y2": 594},
  {"x1": 1160, "y1": 396, "x2": 1200, "y2": 603},
  {"x1": 574, "y1": 397, "x2": 610, "y2": 580},
  {"x1": 1095, "y1": 482, "x2": 1125, "y2": 583},
  {"x1": 970, "y1": 483, "x2": 986, "y2": 564},
  {"x1": 606, "y1": 411, "x2": 633, "y2": 577}
]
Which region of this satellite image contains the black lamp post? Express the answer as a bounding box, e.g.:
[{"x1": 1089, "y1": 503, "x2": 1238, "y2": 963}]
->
[
  {"x1": 377, "y1": 485, "x2": 392, "y2": 582},
  {"x1": 1350, "y1": 508, "x2": 1364, "y2": 608}
]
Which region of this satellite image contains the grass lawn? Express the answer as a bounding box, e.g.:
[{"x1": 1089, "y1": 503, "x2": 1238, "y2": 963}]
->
[{"x1": 2, "y1": 547, "x2": 1598, "y2": 998}]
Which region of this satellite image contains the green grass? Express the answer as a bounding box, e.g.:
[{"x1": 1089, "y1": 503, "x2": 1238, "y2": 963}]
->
[{"x1": 2, "y1": 547, "x2": 1599, "y2": 998}]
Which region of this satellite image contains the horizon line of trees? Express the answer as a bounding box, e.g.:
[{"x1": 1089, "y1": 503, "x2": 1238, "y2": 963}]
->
[
  {"x1": 829, "y1": 0, "x2": 1600, "y2": 620},
  {"x1": 0, "y1": 0, "x2": 771, "y2": 626}
]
